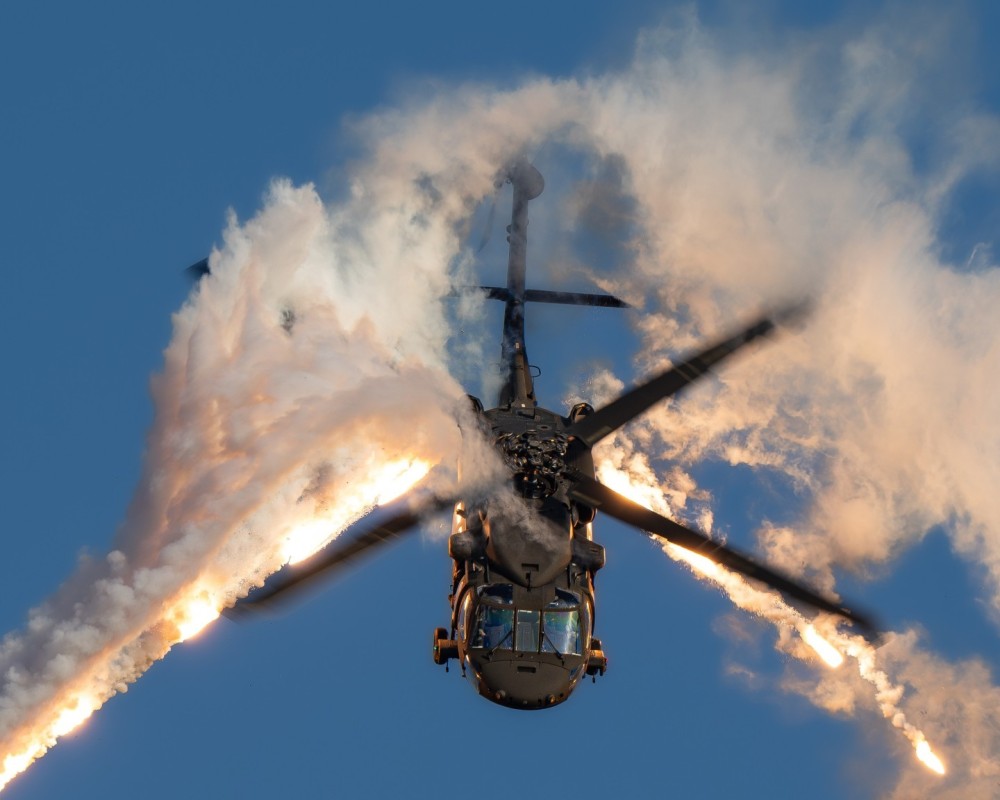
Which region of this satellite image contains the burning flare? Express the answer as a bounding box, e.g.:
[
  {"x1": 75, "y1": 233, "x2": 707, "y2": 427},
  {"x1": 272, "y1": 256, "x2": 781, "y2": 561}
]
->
[
  {"x1": 0, "y1": 452, "x2": 436, "y2": 794},
  {"x1": 171, "y1": 592, "x2": 224, "y2": 642},
  {"x1": 0, "y1": 692, "x2": 102, "y2": 792},
  {"x1": 50, "y1": 695, "x2": 100, "y2": 738},
  {"x1": 802, "y1": 625, "x2": 844, "y2": 669},
  {"x1": 914, "y1": 737, "x2": 946, "y2": 775},
  {"x1": 596, "y1": 458, "x2": 946, "y2": 777},
  {"x1": 282, "y1": 457, "x2": 431, "y2": 564}
]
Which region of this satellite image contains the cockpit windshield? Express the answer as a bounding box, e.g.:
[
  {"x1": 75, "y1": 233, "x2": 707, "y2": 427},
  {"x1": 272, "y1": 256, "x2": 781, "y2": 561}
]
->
[
  {"x1": 542, "y1": 590, "x2": 583, "y2": 655},
  {"x1": 471, "y1": 585, "x2": 515, "y2": 650},
  {"x1": 515, "y1": 610, "x2": 540, "y2": 651},
  {"x1": 542, "y1": 608, "x2": 582, "y2": 655},
  {"x1": 474, "y1": 605, "x2": 514, "y2": 650},
  {"x1": 470, "y1": 586, "x2": 585, "y2": 655}
]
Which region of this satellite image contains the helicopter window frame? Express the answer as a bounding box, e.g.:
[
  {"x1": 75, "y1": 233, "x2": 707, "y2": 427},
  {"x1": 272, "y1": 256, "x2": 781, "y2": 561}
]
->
[{"x1": 457, "y1": 590, "x2": 473, "y2": 643}]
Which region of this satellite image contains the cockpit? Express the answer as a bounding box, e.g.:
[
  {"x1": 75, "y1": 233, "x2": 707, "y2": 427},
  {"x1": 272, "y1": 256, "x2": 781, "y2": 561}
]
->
[
  {"x1": 458, "y1": 583, "x2": 591, "y2": 708},
  {"x1": 468, "y1": 585, "x2": 585, "y2": 656}
]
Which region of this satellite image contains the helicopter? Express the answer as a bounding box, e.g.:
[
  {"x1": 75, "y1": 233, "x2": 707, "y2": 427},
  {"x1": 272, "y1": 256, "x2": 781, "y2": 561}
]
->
[{"x1": 223, "y1": 159, "x2": 876, "y2": 711}]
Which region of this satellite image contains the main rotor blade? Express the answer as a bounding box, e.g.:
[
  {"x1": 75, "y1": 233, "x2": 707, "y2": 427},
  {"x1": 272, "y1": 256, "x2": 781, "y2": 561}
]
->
[
  {"x1": 565, "y1": 471, "x2": 877, "y2": 637},
  {"x1": 566, "y1": 308, "x2": 800, "y2": 447},
  {"x1": 231, "y1": 493, "x2": 454, "y2": 613}
]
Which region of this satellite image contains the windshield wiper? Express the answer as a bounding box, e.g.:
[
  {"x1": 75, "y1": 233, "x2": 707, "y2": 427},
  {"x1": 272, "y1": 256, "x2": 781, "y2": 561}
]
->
[
  {"x1": 543, "y1": 632, "x2": 565, "y2": 662},
  {"x1": 486, "y1": 629, "x2": 513, "y2": 658}
]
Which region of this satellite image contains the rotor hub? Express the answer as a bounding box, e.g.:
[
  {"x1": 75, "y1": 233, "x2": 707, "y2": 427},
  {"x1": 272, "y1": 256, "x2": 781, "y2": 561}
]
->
[{"x1": 495, "y1": 430, "x2": 569, "y2": 499}]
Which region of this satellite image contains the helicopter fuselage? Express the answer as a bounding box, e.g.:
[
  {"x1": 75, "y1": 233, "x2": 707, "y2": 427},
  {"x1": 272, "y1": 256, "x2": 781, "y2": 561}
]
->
[
  {"x1": 238, "y1": 160, "x2": 874, "y2": 710},
  {"x1": 436, "y1": 402, "x2": 608, "y2": 709},
  {"x1": 427, "y1": 160, "x2": 615, "y2": 708}
]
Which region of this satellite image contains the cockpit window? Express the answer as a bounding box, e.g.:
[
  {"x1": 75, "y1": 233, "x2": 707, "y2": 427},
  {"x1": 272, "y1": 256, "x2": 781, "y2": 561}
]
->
[
  {"x1": 542, "y1": 609, "x2": 582, "y2": 655},
  {"x1": 541, "y1": 590, "x2": 584, "y2": 655},
  {"x1": 470, "y1": 585, "x2": 585, "y2": 655},
  {"x1": 473, "y1": 605, "x2": 514, "y2": 650},
  {"x1": 547, "y1": 589, "x2": 578, "y2": 609},
  {"x1": 515, "y1": 609, "x2": 540, "y2": 652},
  {"x1": 477, "y1": 584, "x2": 513, "y2": 604}
]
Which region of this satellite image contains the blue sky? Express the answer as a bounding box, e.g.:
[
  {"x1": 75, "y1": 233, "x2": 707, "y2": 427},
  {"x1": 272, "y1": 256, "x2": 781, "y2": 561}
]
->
[{"x1": 2, "y1": 2, "x2": 999, "y2": 798}]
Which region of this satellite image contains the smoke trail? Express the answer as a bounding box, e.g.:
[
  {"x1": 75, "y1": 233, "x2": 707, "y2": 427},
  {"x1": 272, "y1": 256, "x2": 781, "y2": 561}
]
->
[
  {"x1": 550, "y1": 13, "x2": 998, "y2": 795},
  {"x1": 356, "y1": 9, "x2": 995, "y2": 792},
  {"x1": 3, "y1": 6, "x2": 998, "y2": 797},
  {"x1": 593, "y1": 441, "x2": 955, "y2": 783},
  {"x1": 0, "y1": 173, "x2": 500, "y2": 790},
  {"x1": 573, "y1": 17, "x2": 1000, "y2": 794}
]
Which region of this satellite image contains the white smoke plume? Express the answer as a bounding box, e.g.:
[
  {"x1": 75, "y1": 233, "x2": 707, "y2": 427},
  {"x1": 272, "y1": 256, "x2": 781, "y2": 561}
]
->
[
  {"x1": 2, "y1": 6, "x2": 998, "y2": 797},
  {"x1": 568, "y1": 12, "x2": 1000, "y2": 797},
  {"x1": 348, "y1": 8, "x2": 999, "y2": 794},
  {"x1": 0, "y1": 171, "x2": 502, "y2": 789}
]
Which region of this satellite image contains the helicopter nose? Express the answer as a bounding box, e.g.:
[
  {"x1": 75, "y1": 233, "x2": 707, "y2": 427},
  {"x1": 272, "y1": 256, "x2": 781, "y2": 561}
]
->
[{"x1": 474, "y1": 655, "x2": 581, "y2": 709}]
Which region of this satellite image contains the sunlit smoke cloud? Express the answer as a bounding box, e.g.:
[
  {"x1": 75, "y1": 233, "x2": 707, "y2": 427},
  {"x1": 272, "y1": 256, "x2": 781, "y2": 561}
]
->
[
  {"x1": 0, "y1": 173, "x2": 496, "y2": 790},
  {"x1": 594, "y1": 448, "x2": 951, "y2": 781},
  {"x1": 2, "y1": 5, "x2": 999, "y2": 796}
]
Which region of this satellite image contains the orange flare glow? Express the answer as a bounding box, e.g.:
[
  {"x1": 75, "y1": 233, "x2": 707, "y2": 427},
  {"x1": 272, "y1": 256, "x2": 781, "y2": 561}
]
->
[
  {"x1": 596, "y1": 459, "x2": 949, "y2": 783},
  {"x1": 172, "y1": 594, "x2": 222, "y2": 641},
  {"x1": 914, "y1": 738, "x2": 946, "y2": 775},
  {"x1": 50, "y1": 694, "x2": 100, "y2": 737},
  {"x1": 802, "y1": 625, "x2": 844, "y2": 668},
  {"x1": 1, "y1": 749, "x2": 40, "y2": 793},
  {"x1": 667, "y1": 544, "x2": 723, "y2": 580},
  {"x1": 0, "y1": 459, "x2": 435, "y2": 793},
  {"x1": 0, "y1": 692, "x2": 103, "y2": 792},
  {"x1": 283, "y1": 457, "x2": 431, "y2": 564}
]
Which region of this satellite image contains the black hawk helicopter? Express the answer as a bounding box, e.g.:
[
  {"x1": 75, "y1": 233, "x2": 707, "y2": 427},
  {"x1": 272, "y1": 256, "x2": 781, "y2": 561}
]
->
[{"x1": 220, "y1": 160, "x2": 875, "y2": 710}]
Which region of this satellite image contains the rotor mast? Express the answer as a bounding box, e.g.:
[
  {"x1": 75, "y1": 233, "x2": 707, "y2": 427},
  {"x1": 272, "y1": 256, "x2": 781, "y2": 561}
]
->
[{"x1": 499, "y1": 160, "x2": 545, "y2": 410}]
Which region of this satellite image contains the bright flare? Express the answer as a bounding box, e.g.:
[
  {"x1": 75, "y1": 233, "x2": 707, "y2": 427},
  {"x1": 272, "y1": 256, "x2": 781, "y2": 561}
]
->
[
  {"x1": 914, "y1": 738, "x2": 946, "y2": 775},
  {"x1": 173, "y1": 594, "x2": 222, "y2": 641},
  {"x1": 51, "y1": 694, "x2": 100, "y2": 737},
  {"x1": 1, "y1": 749, "x2": 39, "y2": 793},
  {"x1": 0, "y1": 692, "x2": 103, "y2": 791},
  {"x1": 282, "y1": 457, "x2": 430, "y2": 564},
  {"x1": 802, "y1": 625, "x2": 844, "y2": 668},
  {"x1": 372, "y1": 458, "x2": 432, "y2": 505},
  {"x1": 667, "y1": 544, "x2": 723, "y2": 580},
  {"x1": 0, "y1": 457, "x2": 433, "y2": 795},
  {"x1": 597, "y1": 460, "x2": 950, "y2": 782}
]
